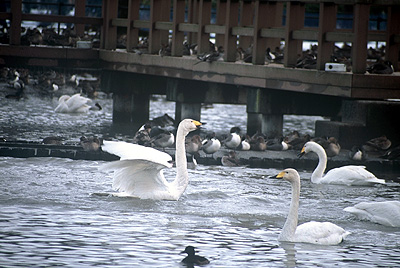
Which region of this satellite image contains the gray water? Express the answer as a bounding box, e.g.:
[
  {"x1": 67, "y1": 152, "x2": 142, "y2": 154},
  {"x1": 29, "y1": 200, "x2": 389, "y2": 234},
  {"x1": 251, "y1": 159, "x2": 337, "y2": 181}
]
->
[{"x1": 1, "y1": 92, "x2": 400, "y2": 267}]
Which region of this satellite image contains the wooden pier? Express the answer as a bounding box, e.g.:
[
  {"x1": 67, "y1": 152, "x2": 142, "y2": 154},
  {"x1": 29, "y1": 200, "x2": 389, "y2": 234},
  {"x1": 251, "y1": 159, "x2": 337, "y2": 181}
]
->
[{"x1": 1, "y1": 0, "x2": 400, "y2": 147}]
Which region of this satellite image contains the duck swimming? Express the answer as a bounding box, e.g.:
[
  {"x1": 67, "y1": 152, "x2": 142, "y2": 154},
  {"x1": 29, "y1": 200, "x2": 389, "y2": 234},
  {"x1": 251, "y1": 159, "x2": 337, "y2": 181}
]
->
[{"x1": 181, "y1": 246, "x2": 210, "y2": 266}]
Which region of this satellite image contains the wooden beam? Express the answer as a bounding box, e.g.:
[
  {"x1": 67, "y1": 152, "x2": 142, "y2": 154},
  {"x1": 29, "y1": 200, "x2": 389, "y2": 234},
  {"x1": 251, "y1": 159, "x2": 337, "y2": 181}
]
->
[
  {"x1": 253, "y1": 0, "x2": 268, "y2": 65},
  {"x1": 352, "y1": 3, "x2": 370, "y2": 74},
  {"x1": 172, "y1": 0, "x2": 186, "y2": 56},
  {"x1": 102, "y1": 0, "x2": 118, "y2": 50},
  {"x1": 127, "y1": 0, "x2": 140, "y2": 52},
  {"x1": 10, "y1": 0, "x2": 22, "y2": 45},
  {"x1": 317, "y1": 2, "x2": 336, "y2": 70},
  {"x1": 149, "y1": 0, "x2": 163, "y2": 54},
  {"x1": 386, "y1": 5, "x2": 400, "y2": 71},
  {"x1": 238, "y1": 0, "x2": 253, "y2": 50},
  {"x1": 75, "y1": 0, "x2": 86, "y2": 36},
  {"x1": 197, "y1": 0, "x2": 212, "y2": 54},
  {"x1": 284, "y1": 1, "x2": 305, "y2": 67},
  {"x1": 224, "y1": 0, "x2": 239, "y2": 62}
]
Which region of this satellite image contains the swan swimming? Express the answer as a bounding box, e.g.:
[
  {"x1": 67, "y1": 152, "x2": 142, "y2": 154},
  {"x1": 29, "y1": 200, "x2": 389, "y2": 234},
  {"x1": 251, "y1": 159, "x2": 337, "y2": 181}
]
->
[
  {"x1": 100, "y1": 119, "x2": 202, "y2": 200},
  {"x1": 273, "y1": 168, "x2": 350, "y2": 245},
  {"x1": 55, "y1": 93, "x2": 91, "y2": 113},
  {"x1": 344, "y1": 201, "x2": 400, "y2": 227},
  {"x1": 299, "y1": 141, "x2": 385, "y2": 186}
]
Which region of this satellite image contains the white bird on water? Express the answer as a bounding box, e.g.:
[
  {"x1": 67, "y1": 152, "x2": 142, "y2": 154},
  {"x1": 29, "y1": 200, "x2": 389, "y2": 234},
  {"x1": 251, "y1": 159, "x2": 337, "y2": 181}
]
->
[
  {"x1": 273, "y1": 168, "x2": 350, "y2": 245},
  {"x1": 344, "y1": 201, "x2": 400, "y2": 227},
  {"x1": 299, "y1": 141, "x2": 385, "y2": 186},
  {"x1": 100, "y1": 119, "x2": 202, "y2": 200},
  {"x1": 55, "y1": 93, "x2": 91, "y2": 113}
]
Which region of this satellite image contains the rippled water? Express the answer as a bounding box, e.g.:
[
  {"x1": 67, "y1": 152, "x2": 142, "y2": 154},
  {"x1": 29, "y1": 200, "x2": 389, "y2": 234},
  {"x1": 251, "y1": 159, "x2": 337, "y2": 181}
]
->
[{"x1": 1, "y1": 89, "x2": 400, "y2": 267}]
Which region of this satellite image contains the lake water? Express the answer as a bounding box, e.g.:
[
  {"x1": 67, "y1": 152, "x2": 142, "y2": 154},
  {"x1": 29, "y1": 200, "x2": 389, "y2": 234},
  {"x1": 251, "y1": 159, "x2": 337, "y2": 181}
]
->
[{"x1": 0, "y1": 89, "x2": 400, "y2": 267}]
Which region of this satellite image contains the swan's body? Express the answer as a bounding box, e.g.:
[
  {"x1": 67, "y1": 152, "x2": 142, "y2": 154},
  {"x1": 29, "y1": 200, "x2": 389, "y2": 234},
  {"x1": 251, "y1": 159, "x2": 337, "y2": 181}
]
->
[
  {"x1": 344, "y1": 201, "x2": 400, "y2": 227},
  {"x1": 275, "y1": 168, "x2": 350, "y2": 245},
  {"x1": 100, "y1": 119, "x2": 202, "y2": 200},
  {"x1": 300, "y1": 141, "x2": 385, "y2": 186},
  {"x1": 55, "y1": 93, "x2": 91, "y2": 113}
]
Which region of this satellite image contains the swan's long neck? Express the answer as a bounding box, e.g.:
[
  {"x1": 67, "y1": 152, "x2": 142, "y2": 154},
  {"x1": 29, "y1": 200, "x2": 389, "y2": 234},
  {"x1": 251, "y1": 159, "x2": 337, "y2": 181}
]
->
[
  {"x1": 279, "y1": 179, "x2": 300, "y2": 242},
  {"x1": 311, "y1": 145, "x2": 327, "y2": 183},
  {"x1": 172, "y1": 126, "x2": 189, "y2": 197}
]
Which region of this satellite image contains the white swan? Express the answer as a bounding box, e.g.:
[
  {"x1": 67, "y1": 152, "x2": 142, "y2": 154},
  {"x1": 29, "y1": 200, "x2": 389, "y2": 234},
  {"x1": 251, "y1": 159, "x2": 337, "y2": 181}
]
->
[
  {"x1": 55, "y1": 93, "x2": 91, "y2": 113},
  {"x1": 300, "y1": 141, "x2": 385, "y2": 186},
  {"x1": 100, "y1": 119, "x2": 202, "y2": 200},
  {"x1": 344, "y1": 201, "x2": 400, "y2": 227},
  {"x1": 275, "y1": 168, "x2": 350, "y2": 245}
]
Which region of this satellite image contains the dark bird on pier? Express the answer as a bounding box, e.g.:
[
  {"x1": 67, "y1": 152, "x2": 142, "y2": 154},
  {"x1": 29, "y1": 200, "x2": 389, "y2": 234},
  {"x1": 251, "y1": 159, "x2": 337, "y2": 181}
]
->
[
  {"x1": 181, "y1": 246, "x2": 210, "y2": 266},
  {"x1": 223, "y1": 127, "x2": 241, "y2": 150},
  {"x1": 186, "y1": 135, "x2": 202, "y2": 155},
  {"x1": 151, "y1": 130, "x2": 174, "y2": 151},
  {"x1": 159, "y1": 43, "x2": 171, "y2": 57},
  {"x1": 348, "y1": 146, "x2": 365, "y2": 161},
  {"x1": 250, "y1": 136, "x2": 267, "y2": 151},
  {"x1": 80, "y1": 136, "x2": 102, "y2": 152},
  {"x1": 196, "y1": 46, "x2": 224, "y2": 64},
  {"x1": 266, "y1": 137, "x2": 290, "y2": 151},
  {"x1": 367, "y1": 60, "x2": 394, "y2": 74},
  {"x1": 42, "y1": 136, "x2": 65, "y2": 145},
  {"x1": 380, "y1": 145, "x2": 400, "y2": 160},
  {"x1": 312, "y1": 136, "x2": 341, "y2": 157},
  {"x1": 133, "y1": 123, "x2": 152, "y2": 146},
  {"x1": 221, "y1": 151, "x2": 240, "y2": 167},
  {"x1": 362, "y1": 135, "x2": 392, "y2": 157}
]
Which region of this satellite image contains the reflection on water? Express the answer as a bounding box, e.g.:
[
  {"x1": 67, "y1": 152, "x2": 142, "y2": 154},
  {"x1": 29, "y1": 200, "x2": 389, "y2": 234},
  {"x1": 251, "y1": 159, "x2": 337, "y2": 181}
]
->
[
  {"x1": 0, "y1": 93, "x2": 400, "y2": 267},
  {"x1": 0, "y1": 157, "x2": 400, "y2": 267}
]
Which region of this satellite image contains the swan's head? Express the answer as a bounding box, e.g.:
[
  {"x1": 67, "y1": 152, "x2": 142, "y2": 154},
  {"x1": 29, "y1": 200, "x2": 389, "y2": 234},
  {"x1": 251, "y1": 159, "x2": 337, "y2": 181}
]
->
[
  {"x1": 274, "y1": 168, "x2": 300, "y2": 183},
  {"x1": 298, "y1": 141, "x2": 319, "y2": 157},
  {"x1": 179, "y1": 119, "x2": 203, "y2": 134}
]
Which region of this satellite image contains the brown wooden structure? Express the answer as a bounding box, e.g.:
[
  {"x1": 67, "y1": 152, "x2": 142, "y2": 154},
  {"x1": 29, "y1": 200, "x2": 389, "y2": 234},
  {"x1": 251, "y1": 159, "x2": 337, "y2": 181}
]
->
[{"x1": 1, "y1": 0, "x2": 400, "y2": 147}]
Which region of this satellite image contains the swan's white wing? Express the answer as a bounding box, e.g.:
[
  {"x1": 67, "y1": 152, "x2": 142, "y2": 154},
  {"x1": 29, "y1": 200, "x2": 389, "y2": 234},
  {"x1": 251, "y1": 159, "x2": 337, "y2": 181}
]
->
[
  {"x1": 101, "y1": 159, "x2": 173, "y2": 199},
  {"x1": 65, "y1": 94, "x2": 91, "y2": 113},
  {"x1": 324, "y1": 165, "x2": 385, "y2": 185},
  {"x1": 55, "y1": 101, "x2": 69, "y2": 113},
  {"x1": 102, "y1": 140, "x2": 172, "y2": 167},
  {"x1": 295, "y1": 221, "x2": 350, "y2": 245},
  {"x1": 344, "y1": 201, "x2": 400, "y2": 227}
]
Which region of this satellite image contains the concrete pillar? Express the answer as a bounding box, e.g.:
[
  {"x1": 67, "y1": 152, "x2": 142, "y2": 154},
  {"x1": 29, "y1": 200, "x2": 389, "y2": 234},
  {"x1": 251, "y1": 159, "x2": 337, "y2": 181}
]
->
[
  {"x1": 113, "y1": 92, "x2": 150, "y2": 131},
  {"x1": 175, "y1": 102, "x2": 202, "y2": 123},
  {"x1": 261, "y1": 114, "x2": 283, "y2": 138}
]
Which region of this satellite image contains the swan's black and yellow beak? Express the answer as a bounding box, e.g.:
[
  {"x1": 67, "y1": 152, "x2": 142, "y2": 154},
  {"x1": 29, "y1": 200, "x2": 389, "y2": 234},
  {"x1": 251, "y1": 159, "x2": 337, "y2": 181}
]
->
[
  {"x1": 193, "y1": 120, "x2": 205, "y2": 129},
  {"x1": 270, "y1": 171, "x2": 285, "y2": 179},
  {"x1": 298, "y1": 147, "x2": 306, "y2": 158}
]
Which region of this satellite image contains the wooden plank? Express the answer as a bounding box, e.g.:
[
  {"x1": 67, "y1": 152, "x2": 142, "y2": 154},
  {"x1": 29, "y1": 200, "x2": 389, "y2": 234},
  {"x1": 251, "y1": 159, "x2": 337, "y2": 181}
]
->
[
  {"x1": 112, "y1": 18, "x2": 128, "y2": 27},
  {"x1": 224, "y1": 0, "x2": 240, "y2": 62},
  {"x1": 284, "y1": 1, "x2": 305, "y2": 67},
  {"x1": 352, "y1": 3, "x2": 370, "y2": 74},
  {"x1": 205, "y1": 25, "x2": 225, "y2": 35},
  {"x1": 197, "y1": 0, "x2": 212, "y2": 54},
  {"x1": 260, "y1": 27, "x2": 285, "y2": 39},
  {"x1": 386, "y1": 5, "x2": 400, "y2": 71},
  {"x1": 325, "y1": 31, "x2": 354, "y2": 42},
  {"x1": 178, "y1": 23, "x2": 198, "y2": 32},
  {"x1": 171, "y1": 0, "x2": 185, "y2": 56},
  {"x1": 102, "y1": 0, "x2": 118, "y2": 50},
  {"x1": 238, "y1": 0, "x2": 253, "y2": 50},
  {"x1": 10, "y1": 0, "x2": 22, "y2": 45},
  {"x1": 155, "y1": 21, "x2": 173, "y2": 31},
  {"x1": 232, "y1": 26, "x2": 253, "y2": 37},
  {"x1": 127, "y1": 0, "x2": 140, "y2": 52},
  {"x1": 133, "y1": 20, "x2": 151, "y2": 29},
  {"x1": 253, "y1": 0, "x2": 268, "y2": 65},
  {"x1": 292, "y1": 29, "x2": 319, "y2": 41},
  {"x1": 75, "y1": 0, "x2": 86, "y2": 36},
  {"x1": 317, "y1": 2, "x2": 336, "y2": 70}
]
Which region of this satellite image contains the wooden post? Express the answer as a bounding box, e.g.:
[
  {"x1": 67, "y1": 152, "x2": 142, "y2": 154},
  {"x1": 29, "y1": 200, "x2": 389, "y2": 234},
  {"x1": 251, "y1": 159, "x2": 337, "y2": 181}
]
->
[
  {"x1": 102, "y1": 0, "x2": 118, "y2": 50},
  {"x1": 352, "y1": 3, "x2": 370, "y2": 74},
  {"x1": 317, "y1": 2, "x2": 336, "y2": 70},
  {"x1": 188, "y1": 0, "x2": 198, "y2": 45},
  {"x1": 127, "y1": 0, "x2": 140, "y2": 52},
  {"x1": 284, "y1": 1, "x2": 305, "y2": 67},
  {"x1": 10, "y1": 0, "x2": 22, "y2": 45},
  {"x1": 386, "y1": 5, "x2": 400, "y2": 72},
  {"x1": 265, "y1": 2, "x2": 283, "y2": 52},
  {"x1": 238, "y1": 0, "x2": 253, "y2": 50},
  {"x1": 149, "y1": 0, "x2": 163, "y2": 54},
  {"x1": 215, "y1": 0, "x2": 226, "y2": 48},
  {"x1": 253, "y1": 0, "x2": 268, "y2": 65},
  {"x1": 172, "y1": 0, "x2": 185, "y2": 56},
  {"x1": 75, "y1": 0, "x2": 86, "y2": 37},
  {"x1": 197, "y1": 0, "x2": 212, "y2": 54},
  {"x1": 160, "y1": 0, "x2": 171, "y2": 47},
  {"x1": 224, "y1": 0, "x2": 239, "y2": 62}
]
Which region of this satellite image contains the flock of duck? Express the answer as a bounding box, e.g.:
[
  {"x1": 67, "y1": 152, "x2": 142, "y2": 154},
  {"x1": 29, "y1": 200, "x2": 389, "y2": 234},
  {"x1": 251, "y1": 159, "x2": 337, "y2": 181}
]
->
[{"x1": 96, "y1": 118, "x2": 400, "y2": 254}]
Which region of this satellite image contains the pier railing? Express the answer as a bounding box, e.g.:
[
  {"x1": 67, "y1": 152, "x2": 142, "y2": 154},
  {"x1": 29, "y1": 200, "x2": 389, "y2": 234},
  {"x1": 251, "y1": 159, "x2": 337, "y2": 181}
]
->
[{"x1": 100, "y1": 0, "x2": 400, "y2": 74}]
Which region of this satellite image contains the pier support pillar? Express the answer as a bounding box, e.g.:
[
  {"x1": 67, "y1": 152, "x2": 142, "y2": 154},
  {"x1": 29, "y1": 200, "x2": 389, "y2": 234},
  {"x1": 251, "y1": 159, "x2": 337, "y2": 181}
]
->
[
  {"x1": 112, "y1": 92, "x2": 149, "y2": 131},
  {"x1": 167, "y1": 78, "x2": 207, "y2": 124}
]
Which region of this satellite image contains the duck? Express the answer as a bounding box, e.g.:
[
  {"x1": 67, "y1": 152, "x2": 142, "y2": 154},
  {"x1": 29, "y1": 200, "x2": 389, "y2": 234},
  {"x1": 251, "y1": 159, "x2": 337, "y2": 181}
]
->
[
  {"x1": 362, "y1": 135, "x2": 391, "y2": 157},
  {"x1": 55, "y1": 93, "x2": 91, "y2": 113},
  {"x1": 312, "y1": 137, "x2": 341, "y2": 157},
  {"x1": 348, "y1": 146, "x2": 365, "y2": 161},
  {"x1": 250, "y1": 136, "x2": 267, "y2": 151},
  {"x1": 266, "y1": 137, "x2": 290, "y2": 151},
  {"x1": 223, "y1": 127, "x2": 241, "y2": 150},
  {"x1": 221, "y1": 151, "x2": 240, "y2": 167},
  {"x1": 237, "y1": 135, "x2": 251, "y2": 151},
  {"x1": 381, "y1": 145, "x2": 400, "y2": 160},
  {"x1": 272, "y1": 168, "x2": 350, "y2": 245},
  {"x1": 299, "y1": 141, "x2": 385, "y2": 186},
  {"x1": 202, "y1": 132, "x2": 221, "y2": 157},
  {"x1": 287, "y1": 133, "x2": 311, "y2": 150},
  {"x1": 42, "y1": 136, "x2": 65, "y2": 145},
  {"x1": 80, "y1": 136, "x2": 102, "y2": 152},
  {"x1": 186, "y1": 135, "x2": 202, "y2": 155},
  {"x1": 132, "y1": 123, "x2": 152, "y2": 146},
  {"x1": 100, "y1": 119, "x2": 202, "y2": 200},
  {"x1": 151, "y1": 130, "x2": 174, "y2": 151},
  {"x1": 367, "y1": 60, "x2": 394, "y2": 74},
  {"x1": 344, "y1": 201, "x2": 400, "y2": 227},
  {"x1": 181, "y1": 246, "x2": 210, "y2": 266}
]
